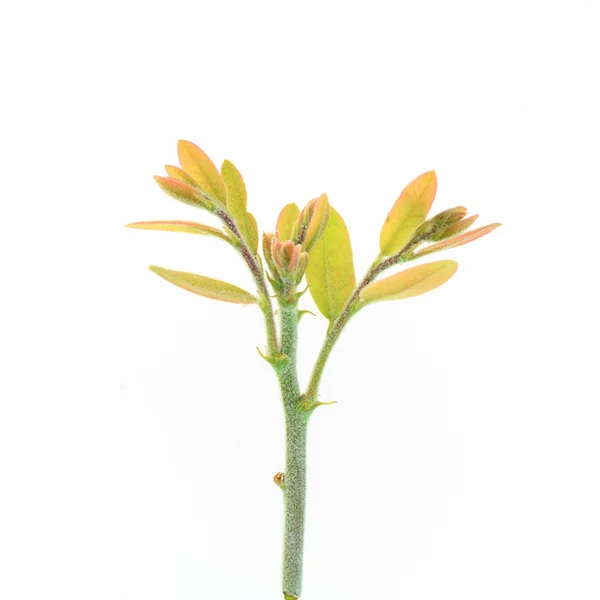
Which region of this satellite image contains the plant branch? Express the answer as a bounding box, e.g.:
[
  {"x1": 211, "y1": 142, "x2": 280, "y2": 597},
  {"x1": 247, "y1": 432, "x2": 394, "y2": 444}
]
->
[
  {"x1": 216, "y1": 208, "x2": 279, "y2": 356},
  {"x1": 304, "y1": 241, "x2": 418, "y2": 402}
]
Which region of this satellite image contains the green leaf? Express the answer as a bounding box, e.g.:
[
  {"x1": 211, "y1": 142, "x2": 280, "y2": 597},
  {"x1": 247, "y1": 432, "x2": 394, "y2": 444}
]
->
[
  {"x1": 276, "y1": 203, "x2": 300, "y2": 241},
  {"x1": 379, "y1": 171, "x2": 437, "y2": 256},
  {"x1": 414, "y1": 223, "x2": 502, "y2": 258},
  {"x1": 177, "y1": 140, "x2": 227, "y2": 205},
  {"x1": 360, "y1": 260, "x2": 458, "y2": 304},
  {"x1": 305, "y1": 206, "x2": 356, "y2": 320},
  {"x1": 221, "y1": 159, "x2": 259, "y2": 253},
  {"x1": 149, "y1": 266, "x2": 258, "y2": 304},
  {"x1": 125, "y1": 220, "x2": 232, "y2": 243}
]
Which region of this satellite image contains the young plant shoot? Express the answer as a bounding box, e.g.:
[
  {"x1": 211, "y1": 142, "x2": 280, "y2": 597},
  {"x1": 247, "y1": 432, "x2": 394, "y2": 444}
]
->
[{"x1": 127, "y1": 140, "x2": 501, "y2": 599}]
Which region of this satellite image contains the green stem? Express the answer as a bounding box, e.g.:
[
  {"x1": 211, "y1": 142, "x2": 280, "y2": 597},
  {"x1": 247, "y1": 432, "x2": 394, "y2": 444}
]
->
[
  {"x1": 217, "y1": 208, "x2": 279, "y2": 355},
  {"x1": 304, "y1": 250, "x2": 411, "y2": 401},
  {"x1": 304, "y1": 260, "x2": 379, "y2": 401},
  {"x1": 277, "y1": 299, "x2": 308, "y2": 599}
]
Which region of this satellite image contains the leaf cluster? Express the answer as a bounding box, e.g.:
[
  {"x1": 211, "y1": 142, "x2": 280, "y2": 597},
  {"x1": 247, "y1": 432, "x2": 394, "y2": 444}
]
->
[{"x1": 127, "y1": 140, "x2": 501, "y2": 363}]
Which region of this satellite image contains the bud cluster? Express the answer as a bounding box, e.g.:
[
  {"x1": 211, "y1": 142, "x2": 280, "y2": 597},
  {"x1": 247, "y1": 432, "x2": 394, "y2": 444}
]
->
[
  {"x1": 263, "y1": 193, "x2": 331, "y2": 299},
  {"x1": 412, "y1": 205, "x2": 480, "y2": 245},
  {"x1": 263, "y1": 233, "x2": 308, "y2": 291}
]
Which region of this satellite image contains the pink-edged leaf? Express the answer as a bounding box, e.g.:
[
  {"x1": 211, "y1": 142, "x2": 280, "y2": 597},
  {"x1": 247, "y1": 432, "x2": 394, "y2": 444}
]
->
[
  {"x1": 164, "y1": 164, "x2": 198, "y2": 187},
  {"x1": 360, "y1": 260, "x2": 458, "y2": 304},
  {"x1": 379, "y1": 171, "x2": 437, "y2": 256},
  {"x1": 177, "y1": 140, "x2": 227, "y2": 205},
  {"x1": 415, "y1": 223, "x2": 502, "y2": 257},
  {"x1": 125, "y1": 220, "x2": 231, "y2": 242},
  {"x1": 154, "y1": 176, "x2": 214, "y2": 211},
  {"x1": 149, "y1": 265, "x2": 257, "y2": 304}
]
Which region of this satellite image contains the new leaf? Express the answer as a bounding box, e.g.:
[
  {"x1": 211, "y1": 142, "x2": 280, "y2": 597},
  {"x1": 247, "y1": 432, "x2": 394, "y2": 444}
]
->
[
  {"x1": 360, "y1": 260, "x2": 458, "y2": 304},
  {"x1": 414, "y1": 223, "x2": 502, "y2": 257},
  {"x1": 276, "y1": 204, "x2": 300, "y2": 241},
  {"x1": 154, "y1": 176, "x2": 214, "y2": 211},
  {"x1": 305, "y1": 206, "x2": 356, "y2": 320},
  {"x1": 125, "y1": 220, "x2": 232, "y2": 243},
  {"x1": 221, "y1": 159, "x2": 259, "y2": 253},
  {"x1": 379, "y1": 171, "x2": 437, "y2": 256},
  {"x1": 149, "y1": 266, "x2": 258, "y2": 304},
  {"x1": 177, "y1": 140, "x2": 227, "y2": 206}
]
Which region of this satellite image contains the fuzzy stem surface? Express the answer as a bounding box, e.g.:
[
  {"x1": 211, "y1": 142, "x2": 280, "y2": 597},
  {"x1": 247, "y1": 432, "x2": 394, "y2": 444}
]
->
[
  {"x1": 277, "y1": 299, "x2": 308, "y2": 599},
  {"x1": 217, "y1": 208, "x2": 279, "y2": 355}
]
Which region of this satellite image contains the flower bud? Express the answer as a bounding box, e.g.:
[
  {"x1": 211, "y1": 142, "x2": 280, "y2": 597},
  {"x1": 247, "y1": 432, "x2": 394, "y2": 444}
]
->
[
  {"x1": 291, "y1": 193, "x2": 330, "y2": 252},
  {"x1": 271, "y1": 237, "x2": 308, "y2": 282}
]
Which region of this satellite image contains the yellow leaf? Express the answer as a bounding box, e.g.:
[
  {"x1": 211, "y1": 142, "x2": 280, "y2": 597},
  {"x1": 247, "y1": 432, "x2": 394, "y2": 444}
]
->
[
  {"x1": 220, "y1": 159, "x2": 259, "y2": 253},
  {"x1": 379, "y1": 171, "x2": 437, "y2": 256},
  {"x1": 149, "y1": 266, "x2": 257, "y2": 304},
  {"x1": 164, "y1": 164, "x2": 198, "y2": 187},
  {"x1": 154, "y1": 176, "x2": 214, "y2": 211},
  {"x1": 414, "y1": 223, "x2": 502, "y2": 257},
  {"x1": 306, "y1": 206, "x2": 356, "y2": 320},
  {"x1": 125, "y1": 220, "x2": 231, "y2": 242},
  {"x1": 244, "y1": 212, "x2": 259, "y2": 254},
  {"x1": 276, "y1": 203, "x2": 300, "y2": 241},
  {"x1": 177, "y1": 140, "x2": 227, "y2": 205},
  {"x1": 360, "y1": 260, "x2": 458, "y2": 304}
]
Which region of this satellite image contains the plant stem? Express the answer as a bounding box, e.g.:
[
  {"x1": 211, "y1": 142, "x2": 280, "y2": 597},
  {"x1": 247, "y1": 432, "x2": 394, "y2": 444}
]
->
[
  {"x1": 304, "y1": 248, "x2": 415, "y2": 401},
  {"x1": 277, "y1": 299, "x2": 308, "y2": 599},
  {"x1": 304, "y1": 260, "x2": 378, "y2": 400},
  {"x1": 217, "y1": 208, "x2": 279, "y2": 355}
]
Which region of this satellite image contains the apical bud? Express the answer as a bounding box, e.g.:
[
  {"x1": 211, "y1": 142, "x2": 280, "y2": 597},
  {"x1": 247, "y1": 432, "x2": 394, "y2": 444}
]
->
[
  {"x1": 415, "y1": 206, "x2": 468, "y2": 239},
  {"x1": 271, "y1": 238, "x2": 308, "y2": 283},
  {"x1": 291, "y1": 193, "x2": 330, "y2": 252},
  {"x1": 430, "y1": 213, "x2": 479, "y2": 241}
]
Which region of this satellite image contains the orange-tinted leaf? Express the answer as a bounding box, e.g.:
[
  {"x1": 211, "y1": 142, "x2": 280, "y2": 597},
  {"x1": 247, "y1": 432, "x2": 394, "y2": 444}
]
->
[
  {"x1": 125, "y1": 220, "x2": 231, "y2": 242},
  {"x1": 414, "y1": 223, "x2": 502, "y2": 258},
  {"x1": 154, "y1": 176, "x2": 214, "y2": 211},
  {"x1": 306, "y1": 206, "x2": 356, "y2": 320},
  {"x1": 360, "y1": 260, "x2": 458, "y2": 304},
  {"x1": 165, "y1": 164, "x2": 198, "y2": 187},
  {"x1": 177, "y1": 140, "x2": 227, "y2": 205},
  {"x1": 379, "y1": 171, "x2": 437, "y2": 256},
  {"x1": 276, "y1": 203, "x2": 300, "y2": 241},
  {"x1": 149, "y1": 265, "x2": 257, "y2": 304},
  {"x1": 221, "y1": 159, "x2": 258, "y2": 253}
]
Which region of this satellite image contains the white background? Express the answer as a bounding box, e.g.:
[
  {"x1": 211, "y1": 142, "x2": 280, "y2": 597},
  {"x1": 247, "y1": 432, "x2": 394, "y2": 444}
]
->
[{"x1": 1, "y1": 1, "x2": 599, "y2": 598}]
